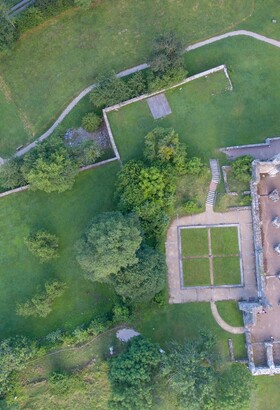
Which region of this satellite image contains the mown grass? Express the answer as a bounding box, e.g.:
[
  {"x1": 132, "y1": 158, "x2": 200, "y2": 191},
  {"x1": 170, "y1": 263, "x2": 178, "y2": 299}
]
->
[
  {"x1": 180, "y1": 228, "x2": 209, "y2": 257},
  {"x1": 182, "y1": 258, "x2": 210, "y2": 287},
  {"x1": 0, "y1": 0, "x2": 252, "y2": 155},
  {"x1": 210, "y1": 226, "x2": 239, "y2": 255},
  {"x1": 213, "y1": 256, "x2": 241, "y2": 285},
  {"x1": 0, "y1": 162, "x2": 120, "y2": 339},
  {"x1": 216, "y1": 300, "x2": 244, "y2": 327}
]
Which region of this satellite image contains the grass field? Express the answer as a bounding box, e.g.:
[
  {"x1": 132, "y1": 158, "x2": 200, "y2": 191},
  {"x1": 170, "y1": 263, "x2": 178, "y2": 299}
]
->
[
  {"x1": 180, "y1": 227, "x2": 209, "y2": 256},
  {"x1": 213, "y1": 256, "x2": 241, "y2": 285},
  {"x1": 0, "y1": 0, "x2": 252, "y2": 155},
  {"x1": 0, "y1": 162, "x2": 120, "y2": 339},
  {"x1": 182, "y1": 258, "x2": 210, "y2": 287},
  {"x1": 211, "y1": 226, "x2": 239, "y2": 255},
  {"x1": 216, "y1": 301, "x2": 244, "y2": 327}
]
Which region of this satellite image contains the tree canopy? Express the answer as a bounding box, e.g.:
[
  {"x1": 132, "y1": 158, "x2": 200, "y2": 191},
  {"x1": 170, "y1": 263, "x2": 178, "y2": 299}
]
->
[
  {"x1": 144, "y1": 127, "x2": 187, "y2": 173},
  {"x1": 232, "y1": 155, "x2": 253, "y2": 183},
  {"x1": 22, "y1": 136, "x2": 79, "y2": 193},
  {"x1": 109, "y1": 336, "x2": 162, "y2": 409},
  {"x1": 0, "y1": 158, "x2": 25, "y2": 189},
  {"x1": 16, "y1": 281, "x2": 67, "y2": 318},
  {"x1": 25, "y1": 230, "x2": 59, "y2": 262},
  {"x1": 113, "y1": 246, "x2": 166, "y2": 302},
  {"x1": 76, "y1": 212, "x2": 142, "y2": 282}
]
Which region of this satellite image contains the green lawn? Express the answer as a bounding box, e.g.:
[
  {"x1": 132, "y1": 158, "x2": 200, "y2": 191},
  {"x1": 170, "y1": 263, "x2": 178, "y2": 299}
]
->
[
  {"x1": 0, "y1": 161, "x2": 120, "y2": 339},
  {"x1": 211, "y1": 226, "x2": 239, "y2": 255},
  {"x1": 216, "y1": 301, "x2": 244, "y2": 327},
  {"x1": 0, "y1": 0, "x2": 251, "y2": 156},
  {"x1": 180, "y1": 228, "x2": 209, "y2": 257},
  {"x1": 213, "y1": 256, "x2": 241, "y2": 285},
  {"x1": 182, "y1": 258, "x2": 210, "y2": 287}
]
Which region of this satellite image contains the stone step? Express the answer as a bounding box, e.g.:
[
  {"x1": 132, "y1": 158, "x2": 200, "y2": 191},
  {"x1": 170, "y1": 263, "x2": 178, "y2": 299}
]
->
[{"x1": 206, "y1": 190, "x2": 216, "y2": 205}]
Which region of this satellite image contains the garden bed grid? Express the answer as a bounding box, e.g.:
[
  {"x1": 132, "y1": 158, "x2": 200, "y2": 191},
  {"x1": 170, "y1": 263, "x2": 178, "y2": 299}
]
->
[{"x1": 178, "y1": 224, "x2": 244, "y2": 289}]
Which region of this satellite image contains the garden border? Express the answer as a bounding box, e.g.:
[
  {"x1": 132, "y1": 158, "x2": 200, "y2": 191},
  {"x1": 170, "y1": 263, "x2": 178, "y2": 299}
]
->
[{"x1": 178, "y1": 223, "x2": 244, "y2": 290}]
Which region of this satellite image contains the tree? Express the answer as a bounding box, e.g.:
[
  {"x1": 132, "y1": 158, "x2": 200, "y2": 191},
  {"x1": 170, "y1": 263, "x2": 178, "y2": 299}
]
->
[
  {"x1": 0, "y1": 158, "x2": 25, "y2": 189},
  {"x1": 186, "y1": 157, "x2": 205, "y2": 176},
  {"x1": 0, "y1": 2, "x2": 18, "y2": 51},
  {"x1": 216, "y1": 363, "x2": 255, "y2": 409},
  {"x1": 22, "y1": 136, "x2": 79, "y2": 193},
  {"x1": 90, "y1": 73, "x2": 130, "y2": 108},
  {"x1": 76, "y1": 212, "x2": 142, "y2": 282},
  {"x1": 0, "y1": 337, "x2": 36, "y2": 398},
  {"x1": 162, "y1": 330, "x2": 217, "y2": 410},
  {"x1": 150, "y1": 32, "x2": 184, "y2": 77},
  {"x1": 144, "y1": 127, "x2": 187, "y2": 173},
  {"x1": 117, "y1": 161, "x2": 175, "y2": 239},
  {"x1": 82, "y1": 112, "x2": 101, "y2": 132},
  {"x1": 25, "y1": 230, "x2": 59, "y2": 262},
  {"x1": 72, "y1": 139, "x2": 102, "y2": 166},
  {"x1": 232, "y1": 155, "x2": 253, "y2": 183},
  {"x1": 16, "y1": 281, "x2": 67, "y2": 318},
  {"x1": 113, "y1": 246, "x2": 166, "y2": 303},
  {"x1": 109, "y1": 336, "x2": 162, "y2": 409},
  {"x1": 127, "y1": 71, "x2": 147, "y2": 98}
]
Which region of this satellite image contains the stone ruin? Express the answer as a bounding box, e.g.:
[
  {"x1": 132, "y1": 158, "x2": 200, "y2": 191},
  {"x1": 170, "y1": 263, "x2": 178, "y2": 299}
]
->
[
  {"x1": 269, "y1": 189, "x2": 280, "y2": 202},
  {"x1": 272, "y1": 217, "x2": 280, "y2": 228}
]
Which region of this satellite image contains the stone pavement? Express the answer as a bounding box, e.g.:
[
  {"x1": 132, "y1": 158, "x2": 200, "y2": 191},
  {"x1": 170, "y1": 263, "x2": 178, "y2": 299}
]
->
[{"x1": 166, "y1": 208, "x2": 257, "y2": 304}]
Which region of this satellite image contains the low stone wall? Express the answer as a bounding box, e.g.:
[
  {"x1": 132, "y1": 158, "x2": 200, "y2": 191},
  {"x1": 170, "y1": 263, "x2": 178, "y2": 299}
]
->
[{"x1": 0, "y1": 185, "x2": 29, "y2": 198}]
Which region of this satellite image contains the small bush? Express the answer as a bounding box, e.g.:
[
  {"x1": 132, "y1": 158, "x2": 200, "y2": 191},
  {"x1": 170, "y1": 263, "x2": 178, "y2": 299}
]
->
[
  {"x1": 82, "y1": 112, "x2": 101, "y2": 132},
  {"x1": 16, "y1": 7, "x2": 44, "y2": 32},
  {"x1": 25, "y1": 230, "x2": 59, "y2": 262},
  {"x1": 184, "y1": 200, "x2": 201, "y2": 215},
  {"x1": 232, "y1": 155, "x2": 253, "y2": 183},
  {"x1": 112, "y1": 304, "x2": 130, "y2": 324},
  {"x1": 0, "y1": 158, "x2": 25, "y2": 189},
  {"x1": 186, "y1": 157, "x2": 205, "y2": 176},
  {"x1": 153, "y1": 290, "x2": 166, "y2": 306}
]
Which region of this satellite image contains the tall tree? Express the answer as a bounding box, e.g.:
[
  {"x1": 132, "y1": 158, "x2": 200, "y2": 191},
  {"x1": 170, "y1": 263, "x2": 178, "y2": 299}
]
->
[
  {"x1": 76, "y1": 212, "x2": 142, "y2": 282},
  {"x1": 113, "y1": 246, "x2": 166, "y2": 303},
  {"x1": 25, "y1": 230, "x2": 59, "y2": 263}
]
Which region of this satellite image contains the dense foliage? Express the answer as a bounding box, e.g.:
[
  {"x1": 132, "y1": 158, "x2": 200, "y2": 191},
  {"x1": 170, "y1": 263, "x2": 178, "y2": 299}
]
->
[
  {"x1": 117, "y1": 160, "x2": 175, "y2": 240},
  {"x1": 82, "y1": 112, "x2": 101, "y2": 132},
  {"x1": 231, "y1": 155, "x2": 253, "y2": 183},
  {"x1": 25, "y1": 230, "x2": 59, "y2": 262},
  {"x1": 109, "y1": 336, "x2": 162, "y2": 409},
  {"x1": 144, "y1": 127, "x2": 187, "y2": 174},
  {"x1": 90, "y1": 71, "x2": 147, "y2": 108},
  {"x1": 16, "y1": 281, "x2": 67, "y2": 318},
  {"x1": 70, "y1": 139, "x2": 102, "y2": 166},
  {"x1": 113, "y1": 246, "x2": 166, "y2": 302},
  {"x1": 22, "y1": 136, "x2": 79, "y2": 193},
  {"x1": 0, "y1": 158, "x2": 25, "y2": 189},
  {"x1": 0, "y1": 337, "x2": 36, "y2": 398},
  {"x1": 76, "y1": 212, "x2": 142, "y2": 282},
  {"x1": 149, "y1": 32, "x2": 187, "y2": 90}
]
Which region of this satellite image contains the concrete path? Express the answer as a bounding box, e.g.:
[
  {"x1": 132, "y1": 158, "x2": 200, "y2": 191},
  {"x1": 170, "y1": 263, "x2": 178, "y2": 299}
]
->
[
  {"x1": 166, "y1": 208, "x2": 257, "y2": 304},
  {"x1": 221, "y1": 137, "x2": 280, "y2": 160},
  {"x1": 186, "y1": 30, "x2": 280, "y2": 52},
  {"x1": 13, "y1": 30, "x2": 280, "y2": 158},
  {"x1": 210, "y1": 301, "x2": 245, "y2": 334}
]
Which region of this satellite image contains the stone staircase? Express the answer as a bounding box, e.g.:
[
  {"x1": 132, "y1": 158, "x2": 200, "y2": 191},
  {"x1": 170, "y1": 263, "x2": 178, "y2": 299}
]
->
[{"x1": 205, "y1": 159, "x2": 221, "y2": 208}]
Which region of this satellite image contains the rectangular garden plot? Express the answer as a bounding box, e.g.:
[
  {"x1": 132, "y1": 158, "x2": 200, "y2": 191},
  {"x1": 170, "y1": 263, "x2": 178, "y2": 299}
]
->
[
  {"x1": 182, "y1": 258, "x2": 210, "y2": 287},
  {"x1": 213, "y1": 256, "x2": 241, "y2": 285},
  {"x1": 180, "y1": 228, "x2": 209, "y2": 257},
  {"x1": 211, "y1": 226, "x2": 239, "y2": 255}
]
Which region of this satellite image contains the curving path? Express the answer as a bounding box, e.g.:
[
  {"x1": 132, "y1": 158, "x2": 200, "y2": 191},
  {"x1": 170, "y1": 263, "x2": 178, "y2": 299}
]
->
[
  {"x1": 210, "y1": 301, "x2": 245, "y2": 334},
  {"x1": 14, "y1": 30, "x2": 280, "y2": 158}
]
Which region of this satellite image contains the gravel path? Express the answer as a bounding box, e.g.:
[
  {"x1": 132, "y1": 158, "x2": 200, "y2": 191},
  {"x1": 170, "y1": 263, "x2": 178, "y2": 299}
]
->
[
  {"x1": 210, "y1": 301, "x2": 245, "y2": 334},
  {"x1": 14, "y1": 30, "x2": 280, "y2": 158}
]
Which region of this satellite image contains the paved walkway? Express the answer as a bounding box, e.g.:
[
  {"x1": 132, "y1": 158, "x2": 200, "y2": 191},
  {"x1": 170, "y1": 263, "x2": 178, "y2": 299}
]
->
[
  {"x1": 221, "y1": 137, "x2": 280, "y2": 160},
  {"x1": 210, "y1": 301, "x2": 245, "y2": 334},
  {"x1": 12, "y1": 30, "x2": 280, "y2": 159}
]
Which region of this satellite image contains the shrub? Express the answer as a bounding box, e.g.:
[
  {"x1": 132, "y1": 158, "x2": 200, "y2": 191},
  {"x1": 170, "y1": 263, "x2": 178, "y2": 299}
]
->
[
  {"x1": 0, "y1": 158, "x2": 25, "y2": 189},
  {"x1": 112, "y1": 304, "x2": 130, "y2": 324},
  {"x1": 82, "y1": 112, "x2": 101, "y2": 132},
  {"x1": 74, "y1": 139, "x2": 102, "y2": 166},
  {"x1": 232, "y1": 155, "x2": 253, "y2": 183},
  {"x1": 16, "y1": 7, "x2": 44, "y2": 32},
  {"x1": 90, "y1": 73, "x2": 130, "y2": 108},
  {"x1": 184, "y1": 200, "x2": 201, "y2": 215},
  {"x1": 0, "y1": 11, "x2": 18, "y2": 51},
  {"x1": 16, "y1": 281, "x2": 67, "y2": 318},
  {"x1": 25, "y1": 230, "x2": 59, "y2": 262},
  {"x1": 186, "y1": 157, "x2": 205, "y2": 175},
  {"x1": 148, "y1": 66, "x2": 187, "y2": 92}
]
